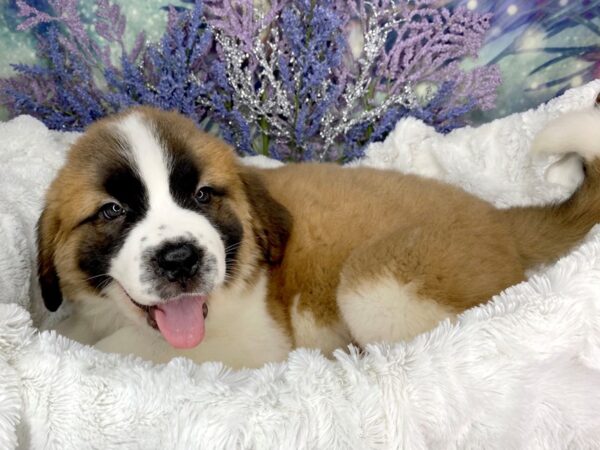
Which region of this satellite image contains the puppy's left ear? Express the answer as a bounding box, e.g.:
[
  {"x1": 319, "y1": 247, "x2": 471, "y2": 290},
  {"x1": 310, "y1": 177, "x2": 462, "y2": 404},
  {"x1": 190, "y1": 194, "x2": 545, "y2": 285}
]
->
[{"x1": 240, "y1": 170, "x2": 292, "y2": 265}]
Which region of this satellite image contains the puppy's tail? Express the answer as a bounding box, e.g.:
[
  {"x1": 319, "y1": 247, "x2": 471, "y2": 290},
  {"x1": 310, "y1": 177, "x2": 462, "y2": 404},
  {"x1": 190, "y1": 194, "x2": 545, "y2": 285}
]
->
[
  {"x1": 504, "y1": 108, "x2": 600, "y2": 268},
  {"x1": 531, "y1": 109, "x2": 600, "y2": 160}
]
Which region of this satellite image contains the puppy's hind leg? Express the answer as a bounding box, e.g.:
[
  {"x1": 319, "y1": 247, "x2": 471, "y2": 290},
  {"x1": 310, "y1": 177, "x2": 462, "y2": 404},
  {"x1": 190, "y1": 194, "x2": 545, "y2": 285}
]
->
[
  {"x1": 337, "y1": 272, "x2": 454, "y2": 347},
  {"x1": 337, "y1": 224, "x2": 524, "y2": 347}
]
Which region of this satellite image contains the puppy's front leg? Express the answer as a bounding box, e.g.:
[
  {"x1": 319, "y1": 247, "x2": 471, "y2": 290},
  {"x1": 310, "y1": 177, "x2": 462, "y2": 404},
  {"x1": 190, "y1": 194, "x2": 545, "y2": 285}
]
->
[
  {"x1": 94, "y1": 326, "x2": 177, "y2": 364},
  {"x1": 54, "y1": 313, "x2": 101, "y2": 346}
]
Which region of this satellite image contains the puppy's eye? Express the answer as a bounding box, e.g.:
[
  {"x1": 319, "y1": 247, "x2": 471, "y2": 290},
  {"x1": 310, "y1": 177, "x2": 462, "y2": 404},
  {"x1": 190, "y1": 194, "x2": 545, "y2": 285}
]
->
[
  {"x1": 596, "y1": 91, "x2": 600, "y2": 107},
  {"x1": 195, "y1": 187, "x2": 213, "y2": 205},
  {"x1": 99, "y1": 202, "x2": 125, "y2": 221}
]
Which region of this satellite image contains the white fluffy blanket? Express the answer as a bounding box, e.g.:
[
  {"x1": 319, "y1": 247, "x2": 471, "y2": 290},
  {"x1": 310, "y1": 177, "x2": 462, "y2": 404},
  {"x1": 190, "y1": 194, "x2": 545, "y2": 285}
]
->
[{"x1": 1, "y1": 81, "x2": 600, "y2": 449}]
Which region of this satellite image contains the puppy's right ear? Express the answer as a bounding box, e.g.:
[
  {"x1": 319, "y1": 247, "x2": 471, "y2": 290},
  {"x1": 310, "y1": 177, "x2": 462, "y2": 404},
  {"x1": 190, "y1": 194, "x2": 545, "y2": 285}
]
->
[{"x1": 36, "y1": 206, "x2": 63, "y2": 312}]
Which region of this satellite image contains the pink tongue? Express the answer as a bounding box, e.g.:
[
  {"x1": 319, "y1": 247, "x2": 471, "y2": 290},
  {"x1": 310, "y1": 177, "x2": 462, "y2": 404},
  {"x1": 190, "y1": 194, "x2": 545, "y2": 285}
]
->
[{"x1": 154, "y1": 295, "x2": 206, "y2": 349}]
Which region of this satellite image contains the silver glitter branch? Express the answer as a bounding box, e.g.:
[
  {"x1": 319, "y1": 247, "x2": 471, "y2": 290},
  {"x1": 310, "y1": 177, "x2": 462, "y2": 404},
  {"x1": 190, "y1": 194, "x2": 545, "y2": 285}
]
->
[
  {"x1": 208, "y1": 3, "x2": 419, "y2": 160},
  {"x1": 319, "y1": 4, "x2": 417, "y2": 159},
  {"x1": 209, "y1": 15, "x2": 296, "y2": 145}
]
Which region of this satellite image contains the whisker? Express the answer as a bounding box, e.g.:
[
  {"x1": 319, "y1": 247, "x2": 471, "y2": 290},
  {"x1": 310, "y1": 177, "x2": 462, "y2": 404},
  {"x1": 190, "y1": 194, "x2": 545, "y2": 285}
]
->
[
  {"x1": 224, "y1": 242, "x2": 243, "y2": 253},
  {"x1": 223, "y1": 265, "x2": 248, "y2": 282},
  {"x1": 96, "y1": 278, "x2": 113, "y2": 292},
  {"x1": 84, "y1": 273, "x2": 112, "y2": 282}
]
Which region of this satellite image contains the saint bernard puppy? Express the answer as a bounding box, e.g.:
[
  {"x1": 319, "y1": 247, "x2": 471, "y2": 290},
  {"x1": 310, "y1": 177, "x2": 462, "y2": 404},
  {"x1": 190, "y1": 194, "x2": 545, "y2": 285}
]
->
[{"x1": 37, "y1": 105, "x2": 600, "y2": 368}]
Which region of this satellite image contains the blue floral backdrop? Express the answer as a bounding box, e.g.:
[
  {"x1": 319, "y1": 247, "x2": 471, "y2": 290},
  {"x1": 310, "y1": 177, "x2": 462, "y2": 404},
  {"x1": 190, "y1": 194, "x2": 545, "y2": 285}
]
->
[
  {"x1": 453, "y1": 0, "x2": 600, "y2": 122},
  {"x1": 1, "y1": 0, "x2": 599, "y2": 161}
]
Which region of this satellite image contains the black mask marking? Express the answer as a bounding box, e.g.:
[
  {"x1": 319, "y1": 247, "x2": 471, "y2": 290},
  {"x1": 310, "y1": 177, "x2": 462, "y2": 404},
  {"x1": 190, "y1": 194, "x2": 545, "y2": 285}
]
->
[
  {"x1": 103, "y1": 165, "x2": 148, "y2": 221},
  {"x1": 169, "y1": 152, "x2": 200, "y2": 209},
  {"x1": 78, "y1": 158, "x2": 149, "y2": 290},
  {"x1": 205, "y1": 206, "x2": 243, "y2": 278}
]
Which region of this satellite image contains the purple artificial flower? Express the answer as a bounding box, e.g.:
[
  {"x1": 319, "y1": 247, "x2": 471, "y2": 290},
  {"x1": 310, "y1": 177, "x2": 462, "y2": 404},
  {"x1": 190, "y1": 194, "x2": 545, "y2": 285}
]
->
[{"x1": 1, "y1": 0, "x2": 501, "y2": 162}]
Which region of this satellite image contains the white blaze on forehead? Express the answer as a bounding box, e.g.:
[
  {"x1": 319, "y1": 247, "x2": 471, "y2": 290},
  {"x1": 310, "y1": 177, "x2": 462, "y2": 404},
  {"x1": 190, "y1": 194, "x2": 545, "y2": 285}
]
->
[
  {"x1": 116, "y1": 113, "x2": 172, "y2": 204},
  {"x1": 109, "y1": 112, "x2": 226, "y2": 305}
]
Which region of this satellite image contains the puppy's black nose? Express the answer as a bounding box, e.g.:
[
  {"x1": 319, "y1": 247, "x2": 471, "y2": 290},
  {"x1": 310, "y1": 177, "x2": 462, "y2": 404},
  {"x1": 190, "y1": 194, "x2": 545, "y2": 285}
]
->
[{"x1": 156, "y1": 242, "x2": 201, "y2": 282}]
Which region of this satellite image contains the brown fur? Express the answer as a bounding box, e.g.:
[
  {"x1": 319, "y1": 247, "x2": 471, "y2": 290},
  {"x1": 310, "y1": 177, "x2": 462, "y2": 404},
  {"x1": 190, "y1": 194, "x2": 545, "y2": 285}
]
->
[
  {"x1": 263, "y1": 157, "x2": 600, "y2": 337},
  {"x1": 37, "y1": 134, "x2": 116, "y2": 310},
  {"x1": 38, "y1": 107, "x2": 600, "y2": 354},
  {"x1": 260, "y1": 165, "x2": 526, "y2": 334},
  {"x1": 504, "y1": 160, "x2": 600, "y2": 267}
]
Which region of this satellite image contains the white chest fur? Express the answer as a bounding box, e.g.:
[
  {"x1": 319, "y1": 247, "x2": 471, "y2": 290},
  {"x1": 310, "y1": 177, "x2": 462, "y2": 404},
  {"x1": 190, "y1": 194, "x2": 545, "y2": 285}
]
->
[
  {"x1": 291, "y1": 295, "x2": 351, "y2": 355},
  {"x1": 66, "y1": 274, "x2": 293, "y2": 369}
]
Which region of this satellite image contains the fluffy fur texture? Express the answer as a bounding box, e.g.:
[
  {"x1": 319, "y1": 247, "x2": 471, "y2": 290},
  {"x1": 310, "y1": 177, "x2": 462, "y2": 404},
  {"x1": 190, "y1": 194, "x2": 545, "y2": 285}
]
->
[
  {"x1": 36, "y1": 92, "x2": 600, "y2": 368},
  {"x1": 0, "y1": 81, "x2": 600, "y2": 448},
  {"x1": 2, "y1": 229, "x2": 600, "y2": 448}
]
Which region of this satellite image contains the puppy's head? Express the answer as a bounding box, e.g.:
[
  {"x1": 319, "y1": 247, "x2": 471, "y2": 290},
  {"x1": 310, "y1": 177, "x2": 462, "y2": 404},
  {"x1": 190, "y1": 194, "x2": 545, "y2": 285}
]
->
[{"x1": 37, "y1": 107, "x2": 290, "y2": 348}]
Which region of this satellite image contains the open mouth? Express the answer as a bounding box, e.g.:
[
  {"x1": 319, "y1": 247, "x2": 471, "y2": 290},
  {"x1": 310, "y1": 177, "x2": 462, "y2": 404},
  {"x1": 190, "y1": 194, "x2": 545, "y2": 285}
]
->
[
  {"x1": 127, "y1": 294, "x2": 208, "y2": 324},
  {"x1": 121, "y1": 287, "x2": 209, "y2": 349},
  {"x1": 128, "y1": 296, "x2": 159, "y2": 329}
]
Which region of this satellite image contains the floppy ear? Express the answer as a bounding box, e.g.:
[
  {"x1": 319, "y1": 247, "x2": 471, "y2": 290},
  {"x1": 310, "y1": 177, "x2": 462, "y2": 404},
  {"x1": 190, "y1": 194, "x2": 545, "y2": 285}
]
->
[
  {"x1": 36, "y1": 206, "x2": 63, "y2": 311},
  {"x1": 240, "y1": 170, "x2": 292, "y2": 265}
]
